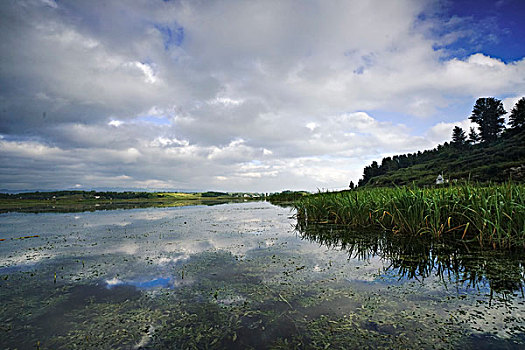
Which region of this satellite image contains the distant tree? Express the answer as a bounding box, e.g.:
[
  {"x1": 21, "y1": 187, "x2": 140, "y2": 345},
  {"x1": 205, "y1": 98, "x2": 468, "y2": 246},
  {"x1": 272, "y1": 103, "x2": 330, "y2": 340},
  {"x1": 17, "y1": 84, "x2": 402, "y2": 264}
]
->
[
  {"x1": 469, "y1": 97, "x2": 506, "y2": 143},
  {"x1": 468, "y1": 127, "x2": 480, "y2": 144},
  {"x1": 359, "y1": 161, "x2": 380, "y2": 186},
  {"x1": 397, "y1": 154, "x2": 409, "y2": 168},
  {"x1": 509, "y1": 97, "x2": 525, "y2": 132},
  {"x1": 349, "y1": 181, "x2": 355, "y2": 190},
  {"x1": 451, "y1": 126, "x2": 466, "y2": 147},
  {"x1": 370, "y1": 161, "x2": 379, "y2": 175},
  {"x1": 381, "y1": 156, "x2": 398, "y2": 173}
]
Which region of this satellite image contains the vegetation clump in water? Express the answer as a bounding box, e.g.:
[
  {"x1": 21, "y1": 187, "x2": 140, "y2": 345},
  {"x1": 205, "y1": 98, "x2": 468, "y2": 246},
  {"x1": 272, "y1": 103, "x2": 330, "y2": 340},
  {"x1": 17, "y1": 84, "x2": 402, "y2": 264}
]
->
[{"x1": 295, "y1": 184, "x2": 525, "y2": 249}]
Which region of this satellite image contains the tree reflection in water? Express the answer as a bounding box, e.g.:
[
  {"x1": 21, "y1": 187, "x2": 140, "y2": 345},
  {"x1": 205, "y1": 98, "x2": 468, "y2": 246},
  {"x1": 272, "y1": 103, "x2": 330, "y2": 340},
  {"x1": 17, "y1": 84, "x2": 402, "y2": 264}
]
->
[{"x1": 297, "y1": 222, "x2": 525, "y2": 300}]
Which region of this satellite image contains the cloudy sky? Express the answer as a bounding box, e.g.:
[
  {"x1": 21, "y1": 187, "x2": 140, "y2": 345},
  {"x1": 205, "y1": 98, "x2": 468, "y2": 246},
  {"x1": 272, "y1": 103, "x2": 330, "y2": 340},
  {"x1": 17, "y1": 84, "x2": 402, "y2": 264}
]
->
[{"x1": 1, "y1": 0, "x2": 524, "y2": 192}]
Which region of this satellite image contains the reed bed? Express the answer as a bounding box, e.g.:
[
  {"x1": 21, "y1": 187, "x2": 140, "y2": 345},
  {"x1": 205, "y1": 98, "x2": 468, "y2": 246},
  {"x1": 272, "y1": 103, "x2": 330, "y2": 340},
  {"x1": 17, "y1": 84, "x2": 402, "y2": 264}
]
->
[{"x1": 294, "y1": 184, "x2": 525, "y2": 249}]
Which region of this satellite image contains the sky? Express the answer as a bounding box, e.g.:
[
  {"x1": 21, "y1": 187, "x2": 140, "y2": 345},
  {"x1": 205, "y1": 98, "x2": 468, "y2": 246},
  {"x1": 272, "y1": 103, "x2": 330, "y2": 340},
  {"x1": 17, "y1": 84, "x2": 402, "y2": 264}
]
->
[{"x1": 0, "y1": 0, "x2": 524, "y2": 192}]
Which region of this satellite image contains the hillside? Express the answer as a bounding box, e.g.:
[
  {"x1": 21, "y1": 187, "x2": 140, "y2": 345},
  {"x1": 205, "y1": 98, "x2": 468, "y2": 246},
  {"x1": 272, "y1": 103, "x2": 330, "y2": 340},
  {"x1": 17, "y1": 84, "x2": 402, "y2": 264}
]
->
[{"x1": 358, "y1": 129, "x2": 525, "y2": 187}]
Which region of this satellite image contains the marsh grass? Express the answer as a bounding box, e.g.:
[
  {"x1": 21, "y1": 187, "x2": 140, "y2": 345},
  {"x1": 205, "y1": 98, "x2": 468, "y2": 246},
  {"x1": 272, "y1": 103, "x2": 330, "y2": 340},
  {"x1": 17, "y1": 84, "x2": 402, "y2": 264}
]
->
[{"x1": 295, "y1": 184, "x2": 525, "y2": 249}]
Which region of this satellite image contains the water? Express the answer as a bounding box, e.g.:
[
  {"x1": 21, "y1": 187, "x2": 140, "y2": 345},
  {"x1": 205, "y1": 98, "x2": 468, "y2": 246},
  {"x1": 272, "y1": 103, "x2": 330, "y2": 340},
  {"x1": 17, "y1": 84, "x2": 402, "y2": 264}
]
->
[{"x1": 0, "y1": 202, "x2": 524, "y2": 349}]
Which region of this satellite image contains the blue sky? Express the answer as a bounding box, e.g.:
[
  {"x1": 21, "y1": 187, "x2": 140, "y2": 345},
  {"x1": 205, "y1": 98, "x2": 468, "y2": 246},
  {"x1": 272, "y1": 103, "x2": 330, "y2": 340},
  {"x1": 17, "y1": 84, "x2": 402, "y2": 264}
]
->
[
  {"x1": 0, "y1": 0, "x2": 524, "y2": 192},
  {"x1": 441, "y1": 0, "x2": 525, "y2": 62},
  {"x1": 154, "y1": 24, "x2": 184, "y2": 50}
]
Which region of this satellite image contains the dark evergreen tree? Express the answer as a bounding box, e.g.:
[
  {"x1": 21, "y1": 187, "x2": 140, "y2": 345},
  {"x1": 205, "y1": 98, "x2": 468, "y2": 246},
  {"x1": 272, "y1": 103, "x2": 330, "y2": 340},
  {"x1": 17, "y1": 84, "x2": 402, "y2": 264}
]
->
[
  {"x1": 359, "y1": 161, "x2": 380, "y2": 186},
  {"x1": 469, "y1": 97, "x2": 506, "y2": 143},
  {"x1": 349, "y1": 181, "x2": 355, "y2": 190},
  {"x1": 451, "y1": 126, "x2": 466, "y2": 147},
  {"x1": 468, "y1": 127, "x2": 480, "y2": 144},
  {"x1": 370, "y1": 161, "x2": 379, "y2": 174},
  {"x1": 380, "y1": 156, "x2": 398, "y2": 173},
  {"x1": 509, "y1": 97, "x2": 525, "y2": 132}
]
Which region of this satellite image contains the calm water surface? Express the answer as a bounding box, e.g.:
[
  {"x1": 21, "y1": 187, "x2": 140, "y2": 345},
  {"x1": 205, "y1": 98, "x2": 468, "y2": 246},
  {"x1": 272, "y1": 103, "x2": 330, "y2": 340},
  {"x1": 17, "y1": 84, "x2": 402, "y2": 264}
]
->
[{"x1": 0, "y1": 202, "x2": 524, "y2": 349}]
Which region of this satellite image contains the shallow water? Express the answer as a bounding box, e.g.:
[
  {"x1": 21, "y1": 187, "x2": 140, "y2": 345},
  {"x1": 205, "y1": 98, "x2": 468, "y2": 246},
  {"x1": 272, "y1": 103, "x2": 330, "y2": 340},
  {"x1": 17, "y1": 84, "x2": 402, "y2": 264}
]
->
[{"x1": 0, "y1": 202, "x2": 524, "y2": 349}]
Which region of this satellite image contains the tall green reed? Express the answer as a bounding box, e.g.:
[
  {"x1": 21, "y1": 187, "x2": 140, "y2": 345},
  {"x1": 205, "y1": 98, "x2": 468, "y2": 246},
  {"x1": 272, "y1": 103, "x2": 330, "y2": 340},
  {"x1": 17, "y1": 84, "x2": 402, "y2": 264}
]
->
[{"x1": 294, "y1": 184, "x2": 525, "y2": 249}]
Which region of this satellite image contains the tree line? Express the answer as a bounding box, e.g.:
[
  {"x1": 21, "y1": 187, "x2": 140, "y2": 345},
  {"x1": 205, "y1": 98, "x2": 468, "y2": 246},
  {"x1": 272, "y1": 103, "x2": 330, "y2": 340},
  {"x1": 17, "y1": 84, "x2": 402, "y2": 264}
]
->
[
  {"x1": 451, "y1": 97, "x2": 525, "y2": 147},
  {"x1": 358, "y1": 97, "x2": 525, "y2": 187}
]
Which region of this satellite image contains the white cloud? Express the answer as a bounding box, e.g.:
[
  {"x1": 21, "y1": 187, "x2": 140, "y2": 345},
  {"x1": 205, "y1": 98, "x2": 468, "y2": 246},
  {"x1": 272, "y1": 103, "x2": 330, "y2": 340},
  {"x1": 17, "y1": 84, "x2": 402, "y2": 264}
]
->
[
  {"x1": 0, "y1": 0, "x2": 524, "y2": 191},
  {"x1": 208, "y1": 97, "x2": 244, "y2": 107},
  {"x1": 128, "y1": 61, "x2": 159, "y2": 84},
  {"x1": 1, "y1": 109, "x2": 441, "y2": 190},
  {"x1": 150, "y1": 137, "x2": 189, "y2": 147},
  {"x1": 426, "y1": 119, "x2": 475, "y2": 144},
  {"x1": 467, "y1": 53, "x2": 506, "y2": 68},
  {"x1": 108, "y1": 120, "x2": 124, "y2": 127},
  {"x1": 503, "y1": 96, "x2": 523, "y2": 116},
  {"x1": 305, "y1": 122, "x2": 318, "y2": 131},
  {"x1": 262, "y1": 148, "x2": 273, "y2": 156}
]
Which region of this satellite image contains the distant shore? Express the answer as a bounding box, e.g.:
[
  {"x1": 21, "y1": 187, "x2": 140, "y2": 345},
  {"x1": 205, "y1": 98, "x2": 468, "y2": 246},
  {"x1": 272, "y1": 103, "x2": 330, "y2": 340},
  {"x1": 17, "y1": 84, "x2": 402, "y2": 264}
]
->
[{"x1": 0, "y1": 191, "x2": 265, "y2": 213}]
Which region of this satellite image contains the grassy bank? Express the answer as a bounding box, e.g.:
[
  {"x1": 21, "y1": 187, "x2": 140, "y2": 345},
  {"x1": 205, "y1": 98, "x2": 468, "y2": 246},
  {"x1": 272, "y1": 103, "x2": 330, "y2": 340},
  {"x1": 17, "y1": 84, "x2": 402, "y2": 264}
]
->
[{"x1": 294, "y1": 184, "x2": 525, "y2": 249}]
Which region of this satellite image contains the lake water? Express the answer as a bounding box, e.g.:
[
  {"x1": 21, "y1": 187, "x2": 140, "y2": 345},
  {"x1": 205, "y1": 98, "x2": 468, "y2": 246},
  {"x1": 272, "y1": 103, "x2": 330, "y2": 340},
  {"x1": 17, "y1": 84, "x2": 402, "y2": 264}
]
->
[{"x1": 1, "y1": 202, "x2": 524, "y2": 349}]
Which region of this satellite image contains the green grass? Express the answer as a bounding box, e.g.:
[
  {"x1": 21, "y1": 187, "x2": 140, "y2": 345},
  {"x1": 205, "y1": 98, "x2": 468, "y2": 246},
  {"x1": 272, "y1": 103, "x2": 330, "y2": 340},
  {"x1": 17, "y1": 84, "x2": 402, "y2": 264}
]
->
[{"x1": 294, "y1": 184, "x2": 525, "y2": 249}]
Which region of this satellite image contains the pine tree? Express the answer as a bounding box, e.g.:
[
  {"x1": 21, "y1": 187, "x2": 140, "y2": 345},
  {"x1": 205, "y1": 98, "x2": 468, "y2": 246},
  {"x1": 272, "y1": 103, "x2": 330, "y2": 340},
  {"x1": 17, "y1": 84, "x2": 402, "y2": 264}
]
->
[
  {"x1": 469, "y1": 97, "x2": 506, "y2": 143},
  {"x1": 451, "y1": 126, "x2": 466, "y2": 147},
  {"x1": 509, "y1": 97, "x2": 525, "y2": 132},
  {"x1": 468, "y1": 127, "x2": 480, "y2": 144}
]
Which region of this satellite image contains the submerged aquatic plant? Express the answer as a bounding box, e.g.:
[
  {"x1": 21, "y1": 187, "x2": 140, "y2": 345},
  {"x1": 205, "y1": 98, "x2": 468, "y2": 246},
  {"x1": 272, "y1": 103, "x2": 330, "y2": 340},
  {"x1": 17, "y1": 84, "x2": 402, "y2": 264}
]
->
[{"x1": 295, "y1": 184, "x2": 525, "y2": 249}]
